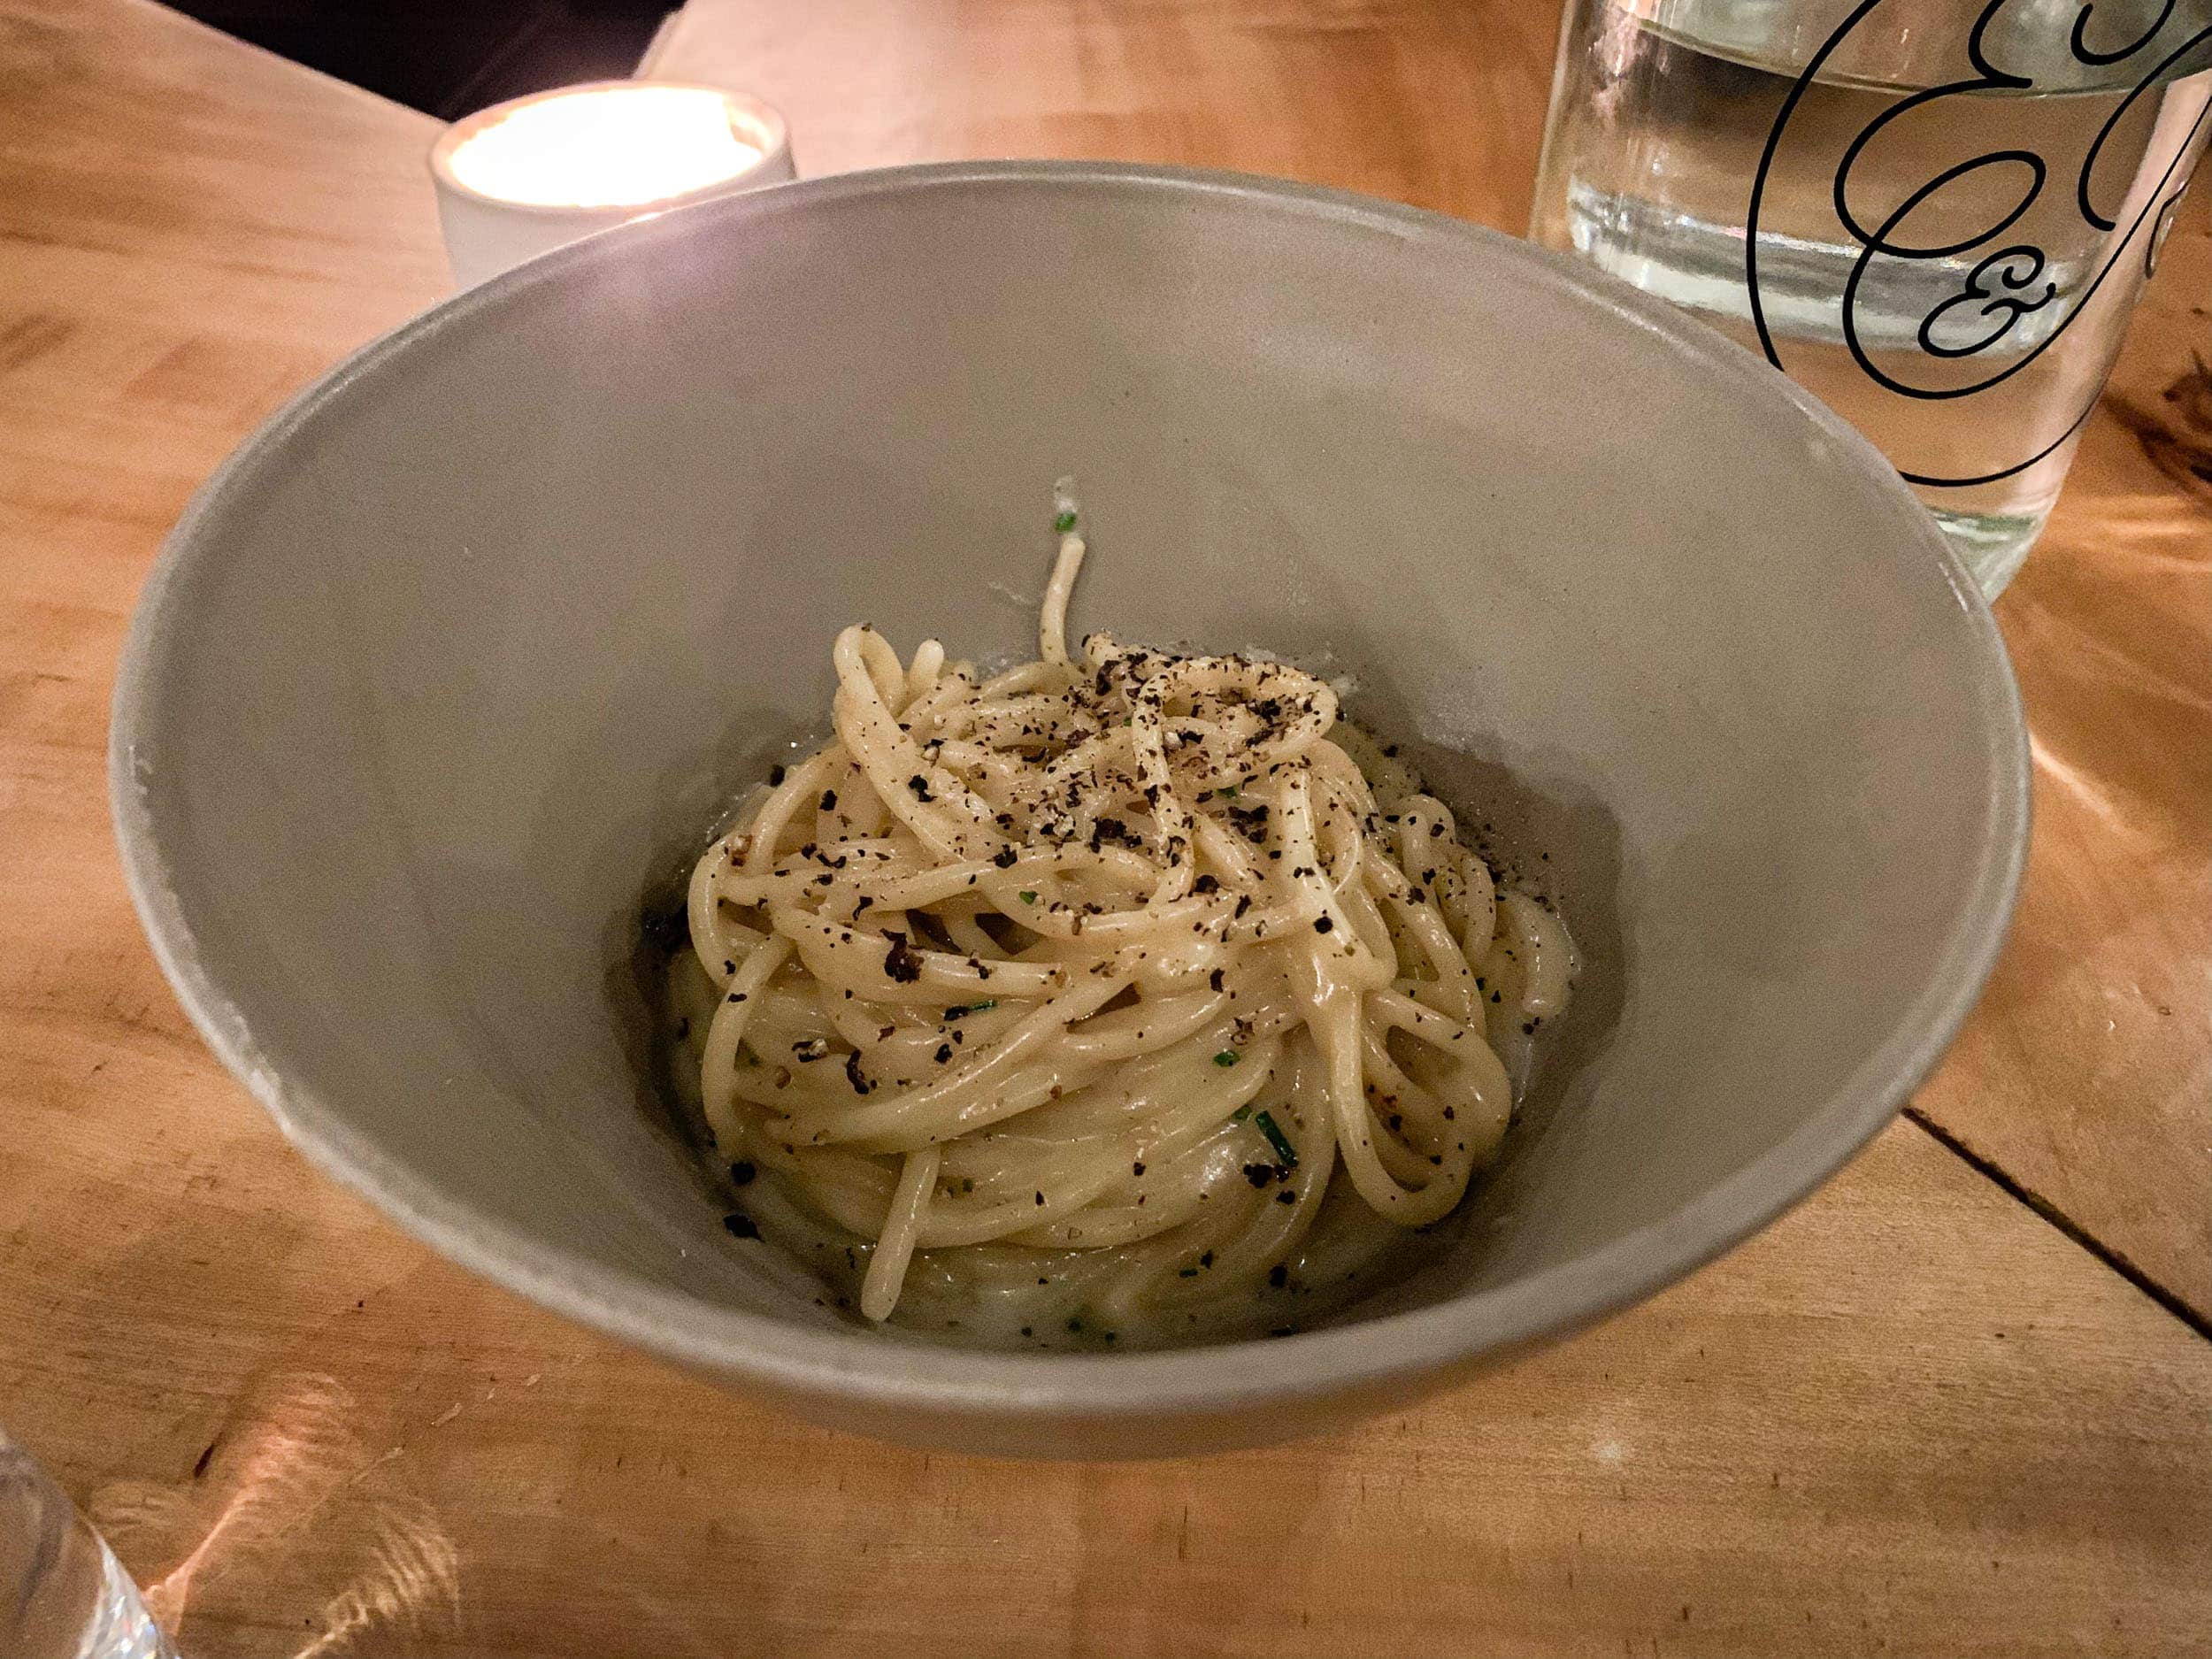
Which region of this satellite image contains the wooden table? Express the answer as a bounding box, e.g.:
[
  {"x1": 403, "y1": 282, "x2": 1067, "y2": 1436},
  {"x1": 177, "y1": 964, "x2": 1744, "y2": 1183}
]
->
[{"x1": 2, "y1": 1, "x2": 2207, "y2": 1653}]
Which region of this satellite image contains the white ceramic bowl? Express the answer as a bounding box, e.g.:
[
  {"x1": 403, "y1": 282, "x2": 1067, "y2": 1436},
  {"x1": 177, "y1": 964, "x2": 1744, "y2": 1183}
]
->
[{"x1": 112, "y1": 164, "x2": 2027, "y2": 1456}]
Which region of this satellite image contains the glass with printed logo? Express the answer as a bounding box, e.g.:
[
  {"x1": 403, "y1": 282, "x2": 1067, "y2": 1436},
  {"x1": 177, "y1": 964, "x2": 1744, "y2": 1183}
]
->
[{"x1": 1531, "y1": 0, "x2": 2212, "y2": 595}]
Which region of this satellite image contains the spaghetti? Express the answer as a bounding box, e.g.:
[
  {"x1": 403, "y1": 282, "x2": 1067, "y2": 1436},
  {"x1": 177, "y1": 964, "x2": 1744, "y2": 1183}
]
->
[{"x1": 663, "y1": 488, "x2": 1573, "y2": 1347}]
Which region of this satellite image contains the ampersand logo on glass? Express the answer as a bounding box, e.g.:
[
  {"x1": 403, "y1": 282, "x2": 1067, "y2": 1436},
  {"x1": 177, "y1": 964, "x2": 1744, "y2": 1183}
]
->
[{"x1": 1746, "y1": 0, "x2": 2210, "y2": 488}]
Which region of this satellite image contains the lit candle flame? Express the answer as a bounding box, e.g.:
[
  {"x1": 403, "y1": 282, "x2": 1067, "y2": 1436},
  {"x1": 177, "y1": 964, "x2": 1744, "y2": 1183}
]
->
[{"x1": 448, "y1": 85, "x2": 765, "y2": 210}]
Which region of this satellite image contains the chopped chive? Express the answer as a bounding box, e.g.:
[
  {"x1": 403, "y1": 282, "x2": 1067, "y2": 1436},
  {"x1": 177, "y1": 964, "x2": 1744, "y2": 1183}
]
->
[
  {"x1": 1214, "y1": 1050, "x2": 1241, "y2": 1067},
  {"x1": 1178, "y1": 1266, "x2": 1200, "y2": 1278},
  {"x1": 1253, "y1": 1109, "x2": 1298, "y2": 1167},
  {"x1": 1220, "y1": 782, "x2": 1239, "y2": 797},
  {"x1": 944, "y1": 1000, "x2": 997, "y2": 1018},
  {"x1": 1018, "y1": 890, "x2": 1039, "y2": 904},
  {"x1": 1055, "y1": 511, "x2": 1078, "y2": 533},
  {"x1": 1231, "y1": 1104, "x2": 1253, "y2": 1120}
]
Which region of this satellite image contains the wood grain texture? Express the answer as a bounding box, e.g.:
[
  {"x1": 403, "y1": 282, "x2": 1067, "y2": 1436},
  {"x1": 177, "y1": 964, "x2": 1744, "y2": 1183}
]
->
[
  {"x1": 5, "y1": 1120, "x2": 2205, "y2": 1658},
  {"x1": 0, "y1": 0, "x2": 2206, "y2": 1654},
  {"x1": 1913, "y1": 193, "x2": 2212, "y2": 1321},
  {"x1": 642, "y1": 0, "x2": 1566, "y2": 229}
]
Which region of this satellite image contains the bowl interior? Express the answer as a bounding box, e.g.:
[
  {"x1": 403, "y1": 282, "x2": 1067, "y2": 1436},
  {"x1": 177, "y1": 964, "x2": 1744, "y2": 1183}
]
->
[{"x1": 115, "y1": 165, "x2": 2023, "y2": 1443}]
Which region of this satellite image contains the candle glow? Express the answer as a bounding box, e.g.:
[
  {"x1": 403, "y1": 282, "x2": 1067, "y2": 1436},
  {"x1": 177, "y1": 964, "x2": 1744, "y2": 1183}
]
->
[{"x1": 447, "y1": 85, "x2": 766, "y2": 210}]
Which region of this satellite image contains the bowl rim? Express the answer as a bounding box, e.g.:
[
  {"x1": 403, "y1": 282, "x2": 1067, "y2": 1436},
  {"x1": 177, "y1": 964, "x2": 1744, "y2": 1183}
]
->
[{"x1": 110, "y1": 159, "x2": 2031, "y2": 1425}]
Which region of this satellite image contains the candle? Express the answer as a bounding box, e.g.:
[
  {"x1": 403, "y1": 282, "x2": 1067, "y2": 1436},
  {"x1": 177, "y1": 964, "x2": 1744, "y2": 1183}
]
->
[
  {"x1": 448, "y1": 85, "x2": 764, "y2": 210},
  {"x1": 429, "y1": 81, "x2": 795, "y2": 288}
]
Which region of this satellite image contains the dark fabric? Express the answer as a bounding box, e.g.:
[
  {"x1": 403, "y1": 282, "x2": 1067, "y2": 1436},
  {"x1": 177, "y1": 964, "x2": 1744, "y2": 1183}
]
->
[{"x1": 165, "y1": 0, "x2": 677, "y2": 119}]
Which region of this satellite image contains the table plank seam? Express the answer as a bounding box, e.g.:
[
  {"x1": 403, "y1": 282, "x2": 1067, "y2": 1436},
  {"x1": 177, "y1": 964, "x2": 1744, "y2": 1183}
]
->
[{"x1": 1905, "y1": 1107, "x2": 2212, "y2": 1342}]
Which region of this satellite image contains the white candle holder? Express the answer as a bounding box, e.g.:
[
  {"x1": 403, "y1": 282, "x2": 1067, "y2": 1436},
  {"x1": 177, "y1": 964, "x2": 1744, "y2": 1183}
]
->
[{"x1": 428, "y1": 81, "x2": 795, "y2": 288}]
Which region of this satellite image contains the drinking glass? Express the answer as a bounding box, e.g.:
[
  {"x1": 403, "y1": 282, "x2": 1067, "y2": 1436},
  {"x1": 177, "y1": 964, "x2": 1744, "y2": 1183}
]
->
[
  {"x1": 1530, "y1": 0, "x2": 2212, "y2": 595},
  {"x1": 1, "y1": 1429, "x2": 172, "y2": 1659}
]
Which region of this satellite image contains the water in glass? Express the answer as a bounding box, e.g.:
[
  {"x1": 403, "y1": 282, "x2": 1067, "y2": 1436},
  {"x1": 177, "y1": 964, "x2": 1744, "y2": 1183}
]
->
[{"x1": 1532, "y1": 0, "x2": 2212, "y2": 593}]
